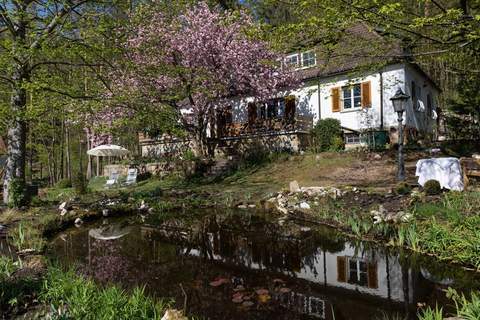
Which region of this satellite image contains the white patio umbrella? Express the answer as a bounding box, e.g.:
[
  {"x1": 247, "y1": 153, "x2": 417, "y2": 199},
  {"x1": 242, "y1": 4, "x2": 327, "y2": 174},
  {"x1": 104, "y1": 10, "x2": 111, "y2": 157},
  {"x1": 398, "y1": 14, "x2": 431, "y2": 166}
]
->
[
  {"x1": 87, "y1": 144, "x2": 129, "y2": 176},
  {"x1": 87, "y1": 144, "x2": 129, "y2": 157}
]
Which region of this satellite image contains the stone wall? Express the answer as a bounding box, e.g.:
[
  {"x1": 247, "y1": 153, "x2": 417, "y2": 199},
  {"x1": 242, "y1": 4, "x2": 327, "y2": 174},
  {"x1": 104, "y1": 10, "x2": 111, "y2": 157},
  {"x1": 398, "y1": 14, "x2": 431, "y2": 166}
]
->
[
  {"x1": 103, "y1": 162, "x2": 177, "y2": 177},
  {"x1": 215, "y1": 132, "x2": 311, "y2": 157}
]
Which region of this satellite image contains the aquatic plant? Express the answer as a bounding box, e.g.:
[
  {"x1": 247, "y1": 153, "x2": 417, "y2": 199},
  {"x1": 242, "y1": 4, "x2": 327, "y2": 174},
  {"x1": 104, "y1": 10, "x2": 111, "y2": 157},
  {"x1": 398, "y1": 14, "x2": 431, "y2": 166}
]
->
[
  {"x1": 9, "y1": 221, "x2": 46, "y2": 253},
  {"x1": 417, "y1": 305, "x2": 443, "y2": 320},
  {"x1": 40, "y1": 267, "x2": 172, "y2": 320},
  {"x1": 447, "y1": 288, "x2": 480, "y2": 320}
]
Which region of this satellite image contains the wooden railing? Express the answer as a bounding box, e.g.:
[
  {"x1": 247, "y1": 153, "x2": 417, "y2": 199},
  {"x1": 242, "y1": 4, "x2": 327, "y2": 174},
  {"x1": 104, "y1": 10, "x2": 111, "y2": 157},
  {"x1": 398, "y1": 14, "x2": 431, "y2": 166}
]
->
[{"x1": 219, "y1": 115, "x2": 313, "y2": 138}]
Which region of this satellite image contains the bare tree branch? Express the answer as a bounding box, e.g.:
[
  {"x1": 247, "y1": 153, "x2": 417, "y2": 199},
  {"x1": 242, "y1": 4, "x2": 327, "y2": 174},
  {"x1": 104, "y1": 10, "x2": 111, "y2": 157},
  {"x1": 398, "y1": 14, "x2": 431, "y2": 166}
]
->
[{"x1": 30, "y1": 0, "x2": 91, "y2": 50}]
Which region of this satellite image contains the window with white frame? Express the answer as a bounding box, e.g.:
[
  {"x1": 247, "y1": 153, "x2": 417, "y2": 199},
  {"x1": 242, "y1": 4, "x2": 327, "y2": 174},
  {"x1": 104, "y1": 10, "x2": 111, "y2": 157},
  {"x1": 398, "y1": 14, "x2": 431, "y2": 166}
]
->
[
  {"x1": 345, "y1": 133, "x2": 362, "y2": 145},
  {"x1": 347, "y1": 257, "x2": 368, "y2": 286},
  {"x1": 342, "y1": 84, "x2": 362, "y2": 110},
  {"x1": 301, "y1": 51, "x2": 316, "y2": 68},
  {"x1": 285, "y1": 54, "x2": 299, "y2": 68}
]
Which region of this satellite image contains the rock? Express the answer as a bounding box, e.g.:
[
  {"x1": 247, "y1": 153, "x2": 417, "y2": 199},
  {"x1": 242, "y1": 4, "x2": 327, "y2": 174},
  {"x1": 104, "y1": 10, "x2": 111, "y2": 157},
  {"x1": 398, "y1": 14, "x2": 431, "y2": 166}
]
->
[
  {"x1": 237, "y1": 204, "x2": 247, "y2": 209},
  {"x1": 276, "y1": 206, "x2": 288, "y2": 215},
  {"x1": 139, "y1": 200, "x2": 149, "y2": 210},
  {"x1": 74, "y1": 218, "x2": 83, "y2": 226},
  {"x1": 161, "y1": 309, "x2": 188, "y2": 320},
  {"x1": 248, "y1": 204, "x2": 256, "y2": 208},
  {"x1": 60, "y1": 209, "x2": 68, "y2": 216},
  {"x1": 102, "y1": 209, "x2": 109, "y2": 217},
  {"x1": 289, "y1": 180, "x2": 300, "y2": 193},
  {"x1": 299, "y1": 202, "x2": 310, "y2": 209},
  {"x1": 300, "y1": 227, "x2": 311, "y2": 233},
  {"x1": 59, "y1": 201, "x2": 68, "y2": 210}
]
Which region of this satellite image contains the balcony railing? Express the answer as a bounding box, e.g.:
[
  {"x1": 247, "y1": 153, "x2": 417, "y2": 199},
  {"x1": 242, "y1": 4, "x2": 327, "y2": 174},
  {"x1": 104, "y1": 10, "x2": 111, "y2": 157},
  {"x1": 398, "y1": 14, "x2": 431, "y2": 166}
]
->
[{"x1": 218, "y1": 115, "x2": 313, "y2": 138}]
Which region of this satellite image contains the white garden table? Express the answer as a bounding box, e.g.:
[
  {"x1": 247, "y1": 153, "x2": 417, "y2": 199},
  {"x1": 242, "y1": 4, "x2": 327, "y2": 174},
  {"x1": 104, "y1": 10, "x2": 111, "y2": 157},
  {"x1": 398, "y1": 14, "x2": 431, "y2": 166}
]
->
[{"x1": 415, "y1": 157, "x2": 464, "y2": 191}]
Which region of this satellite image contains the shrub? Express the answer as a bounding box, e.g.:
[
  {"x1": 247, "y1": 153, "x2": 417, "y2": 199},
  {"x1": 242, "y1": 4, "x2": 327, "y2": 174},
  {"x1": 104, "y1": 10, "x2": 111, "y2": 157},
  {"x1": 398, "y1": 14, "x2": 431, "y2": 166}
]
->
[
  {"x1": 137, "y1": 171, "x2": 152, "y2": 182},
  {"x1": 72, "y1": 172, "x2": 87, "y2": 195},
  {"x1": 55, "y1": 179, "x2": 72, "y2": 189},
  {"x1": 311, "y1": 118, "x2": 343, "y2": 152},
  {"x1": 395, "y1": 182, "x2": 412, "y2": 195},
  {"x1": 8, "y1": 178, "x2": 28, "y2": 208},
  {"x1": 424, "y1": 180, "x2": 442, "y2": 196}
]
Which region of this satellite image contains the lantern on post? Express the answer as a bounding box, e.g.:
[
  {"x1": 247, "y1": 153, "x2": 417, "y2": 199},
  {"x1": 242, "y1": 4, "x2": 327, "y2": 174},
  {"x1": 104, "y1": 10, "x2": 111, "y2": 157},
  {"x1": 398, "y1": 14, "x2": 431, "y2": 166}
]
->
[{"x1": 390, "y1": 88, "x2": 410, "y2": 181}]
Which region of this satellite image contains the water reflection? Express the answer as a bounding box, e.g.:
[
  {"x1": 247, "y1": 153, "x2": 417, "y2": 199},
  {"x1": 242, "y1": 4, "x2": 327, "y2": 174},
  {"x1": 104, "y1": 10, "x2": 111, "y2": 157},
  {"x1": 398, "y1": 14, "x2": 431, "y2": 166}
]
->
[{"x1": 49, "y1": 213, "x2": 480, "y2": 320}]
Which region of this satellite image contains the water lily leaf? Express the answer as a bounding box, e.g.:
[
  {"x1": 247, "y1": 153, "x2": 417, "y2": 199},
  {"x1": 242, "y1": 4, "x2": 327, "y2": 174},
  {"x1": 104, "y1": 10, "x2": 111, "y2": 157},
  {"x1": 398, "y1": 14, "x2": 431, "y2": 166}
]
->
[
  {"x1": 279, "y1": 287, "x2": 291, "y2": 293},
  {"x1": 233, "y1": 285, "x2": 245, "y2": 292},
  {"x1": 255, "y1": 288, "x2": 269, "y2": 295},
  {"x1": 209, "y1": 278, "x2": 229, "y2": 287},
  {"x1": 242, "y1": 301, "x2": 254, "y2": 308},
  {"x1": 232, "y1": 295, "x2": 243, "y2": 303},
  {"x1": 258, "y1": 294, "x2": 271, "y2": 303}
]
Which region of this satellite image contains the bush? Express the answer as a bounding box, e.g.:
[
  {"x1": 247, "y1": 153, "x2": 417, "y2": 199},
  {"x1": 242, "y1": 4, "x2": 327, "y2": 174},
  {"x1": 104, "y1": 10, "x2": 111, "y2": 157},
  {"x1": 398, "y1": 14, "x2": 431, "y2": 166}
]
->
[
  {"x1": 72, "y1": 172, "x2": 87, "y2": 195},
  {"x1": 424, "y1": 179, "x2": 442, "y2": 195},
  {"x1": 137, "y1": 171, "x2": 152, "y2": 182},
  {"x1": 8, "y1": 178, "x2": 28, "y2": 208},
  {"x1": 311, "y1": 118, "x2": 343, "y2": 152},
  {"x1": 55, "y1": 179, "x2": 72, "y2": 189},
  {"x1": 395, "y1": 182, "x2": 412, "y2": 195}
]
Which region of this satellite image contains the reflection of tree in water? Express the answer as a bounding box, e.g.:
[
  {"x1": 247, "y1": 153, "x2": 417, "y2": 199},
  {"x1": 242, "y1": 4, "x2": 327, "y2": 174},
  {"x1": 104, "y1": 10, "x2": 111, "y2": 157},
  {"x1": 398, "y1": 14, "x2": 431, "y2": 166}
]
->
[
  {"x1": 83, "y1": 239, "x2": 131, "y2": 285},
  {"x1": 183, "y1": 214, "x2": 349, "y2": 276}
]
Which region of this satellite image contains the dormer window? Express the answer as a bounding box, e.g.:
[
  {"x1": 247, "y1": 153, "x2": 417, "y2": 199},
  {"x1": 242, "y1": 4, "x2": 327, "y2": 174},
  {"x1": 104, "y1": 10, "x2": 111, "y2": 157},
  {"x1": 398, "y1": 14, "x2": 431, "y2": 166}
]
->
[
  {"x1": 301, "y1": 51, "x2": 316, "y2": 68},
  {"x1": 285, "y1": 54, "x2": 299, "y2": 68}
]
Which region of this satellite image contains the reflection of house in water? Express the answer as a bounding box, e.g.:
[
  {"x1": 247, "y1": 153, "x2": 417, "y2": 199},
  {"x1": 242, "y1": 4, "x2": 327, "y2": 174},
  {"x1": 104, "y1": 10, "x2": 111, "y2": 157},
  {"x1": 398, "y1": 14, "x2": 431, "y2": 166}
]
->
[
  {"x1": 274, "y1": 291, "x2": 326, "y2": 319},
  {"x1": 176, "y1": 227, "x2": 414, "y2": 305}
]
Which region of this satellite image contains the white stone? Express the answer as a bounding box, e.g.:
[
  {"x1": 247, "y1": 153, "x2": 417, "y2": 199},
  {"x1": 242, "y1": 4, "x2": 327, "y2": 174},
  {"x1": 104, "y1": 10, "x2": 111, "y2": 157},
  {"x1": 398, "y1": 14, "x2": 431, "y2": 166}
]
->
[
  {"x1": 102, "y1": 209, "x2": 109, "y2": 217},
  {"x1": 60, "y1": 209, "x2": 68, "y2": 216},
  {"x1": 276, "y1": 206, "x2": 288, "y2": 215},
  {"x1": 300, "y1": 227, "x2": 311, "y2": 232},
  {"x1": 58, "y1": 201, "x2": 67, "y2": 210},
  {"x1": 289, "y1": 180, "x2": 300, "y2": 193},
  {"x1": 161, "y1": 309, "x2": 188, "y2": 320},
  {"x1": 74, "y1": 218, "x2": 83, "y2": 226},
  {"x1": 237, "y1": 204, "x2": 247, "y2": 209},
  {"x1": 299, "y1": 202, "x2": 311, "y2": 209},
  {"x1": 248, "y1": 204, "x2": 256, "y2": 208}
]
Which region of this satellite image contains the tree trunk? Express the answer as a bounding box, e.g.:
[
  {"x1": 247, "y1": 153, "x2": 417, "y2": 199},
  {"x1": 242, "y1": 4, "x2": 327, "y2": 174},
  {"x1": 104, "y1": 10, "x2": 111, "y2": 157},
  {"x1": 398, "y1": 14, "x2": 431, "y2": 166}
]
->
[
  {"x1": 3, "y1": 83, "x2": 28, "y2": 204},
  {"x1": 65, "y1": 125, "x2": 72, "y2": 180}
]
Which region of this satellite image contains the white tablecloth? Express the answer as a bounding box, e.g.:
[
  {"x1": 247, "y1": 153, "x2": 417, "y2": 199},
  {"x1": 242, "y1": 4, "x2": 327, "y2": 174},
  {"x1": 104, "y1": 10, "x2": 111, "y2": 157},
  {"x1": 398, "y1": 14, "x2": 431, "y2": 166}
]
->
[{"x1": 415, "y1": 157, "x2": 464, "y2": 191}]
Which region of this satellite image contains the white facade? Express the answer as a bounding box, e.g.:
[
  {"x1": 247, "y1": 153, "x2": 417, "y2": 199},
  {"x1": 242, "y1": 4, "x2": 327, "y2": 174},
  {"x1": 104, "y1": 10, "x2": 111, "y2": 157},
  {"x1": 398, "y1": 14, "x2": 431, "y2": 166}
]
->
[{"x1": 229, "y1": 62, "x2": 439, "y2": 134}]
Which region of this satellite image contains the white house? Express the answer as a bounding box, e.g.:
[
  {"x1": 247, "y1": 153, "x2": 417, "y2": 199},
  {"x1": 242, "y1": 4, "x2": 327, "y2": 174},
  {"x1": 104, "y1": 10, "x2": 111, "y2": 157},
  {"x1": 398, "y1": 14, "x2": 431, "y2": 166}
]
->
[
  {"x1": 215, "y1": 23, "x2": 440, "y2": 150},
  {"x1": 140, "y1": 23, "x2": 441, "y2": 156}
]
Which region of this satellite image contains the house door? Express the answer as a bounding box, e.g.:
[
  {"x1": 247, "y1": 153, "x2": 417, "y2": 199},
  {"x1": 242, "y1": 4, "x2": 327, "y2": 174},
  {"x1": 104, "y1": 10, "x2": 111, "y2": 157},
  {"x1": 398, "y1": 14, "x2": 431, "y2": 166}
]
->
[
  {"x1": 285, "y1": 96, "x2": 296, "y2": 123},
  {"x1": 248, "y1": 102, "x2": 257, "y2": 125},
  {"x1": 216, "y1": 110, "x2": 226, "y2": 138}
]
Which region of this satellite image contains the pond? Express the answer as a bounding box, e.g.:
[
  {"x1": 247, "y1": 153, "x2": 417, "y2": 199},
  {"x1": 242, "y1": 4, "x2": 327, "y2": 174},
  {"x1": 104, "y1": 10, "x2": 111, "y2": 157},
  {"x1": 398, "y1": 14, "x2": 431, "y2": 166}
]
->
[{"x1": 49, "y1": 210, "x2": 480, "y2": 320}]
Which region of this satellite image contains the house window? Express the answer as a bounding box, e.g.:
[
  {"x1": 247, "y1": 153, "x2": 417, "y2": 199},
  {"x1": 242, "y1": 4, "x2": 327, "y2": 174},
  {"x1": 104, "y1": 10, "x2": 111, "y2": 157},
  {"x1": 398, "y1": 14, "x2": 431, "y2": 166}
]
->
[
  {"x1": 342, "y1": 84, "x2": 362, "y2": 110},
  {"x1": 267, "y1": 99, "x2": 278, "y2": 119},
  {"x1": 301, "y1": 51, "x2": 316, "y2": 68},
  {"x1": 426, "y1": 93, "x2": 432, "y2": 117},
  {"x1": 345, "y1": 133, "x2": 362, "y2": 145},
  {"x1": 348, "y1": 257, "x2": 368, "y2": 286},
  {"x1": 285, "y1": 54, "x2": 299, "y2": 68}
]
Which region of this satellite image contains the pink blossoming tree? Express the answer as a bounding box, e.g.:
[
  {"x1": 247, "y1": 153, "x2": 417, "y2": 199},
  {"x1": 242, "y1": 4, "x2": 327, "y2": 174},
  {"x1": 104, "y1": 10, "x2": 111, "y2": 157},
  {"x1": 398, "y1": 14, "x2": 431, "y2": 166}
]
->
[{"x1": 113, "y1": 2, "x2": 298, "y2": 156}]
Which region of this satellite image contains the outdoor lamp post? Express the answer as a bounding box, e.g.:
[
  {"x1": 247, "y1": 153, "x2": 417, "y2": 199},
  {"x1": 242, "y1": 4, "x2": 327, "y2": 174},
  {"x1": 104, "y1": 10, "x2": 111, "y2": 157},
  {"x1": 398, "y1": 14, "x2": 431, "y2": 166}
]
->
[{"x1": 390, "y1": 88, "x2": 410, "y2": 181}]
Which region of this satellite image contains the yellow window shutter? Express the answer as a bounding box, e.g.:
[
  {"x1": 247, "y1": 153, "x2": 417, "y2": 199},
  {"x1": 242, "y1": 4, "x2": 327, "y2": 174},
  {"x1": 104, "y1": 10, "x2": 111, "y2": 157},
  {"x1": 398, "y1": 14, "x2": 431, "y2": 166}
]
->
[
  {"x1": 361, "y1": 81, "x2": 371, "y2": 108},
  {"x1": 337, "y1": 256, "x2": 347, "y2": 282},
  {"x1": 332, "y1": 87, "x2": 340, "y2": 112}
]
